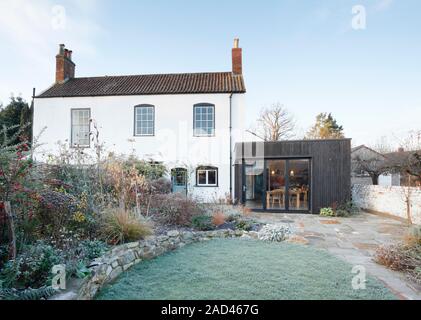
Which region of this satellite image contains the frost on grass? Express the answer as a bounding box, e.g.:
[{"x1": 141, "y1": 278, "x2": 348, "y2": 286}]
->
[{"x1": 258, "y1": 224, "x2": 292, "y2": 242}]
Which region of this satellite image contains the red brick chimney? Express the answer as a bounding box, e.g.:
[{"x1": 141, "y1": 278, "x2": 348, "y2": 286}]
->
[
  {"x1": 232, "y1": 38, "x2": 242, "y2": 75},
  {"x1": 56, "y1": 44, "x2": 75, "y2": 83}
]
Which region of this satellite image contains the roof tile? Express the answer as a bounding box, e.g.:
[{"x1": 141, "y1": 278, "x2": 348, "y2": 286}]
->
[{"x1": 37, "y1": 72, "x2": 246, "y2": 98}]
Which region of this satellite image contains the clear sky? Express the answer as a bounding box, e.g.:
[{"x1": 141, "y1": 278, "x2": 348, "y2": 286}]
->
[{"x1": 0, "y1": 0, "x2": 420, "y2": 148}]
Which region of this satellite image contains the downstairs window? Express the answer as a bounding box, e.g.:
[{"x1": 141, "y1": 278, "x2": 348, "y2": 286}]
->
[{"x1": 196, "y1": 166, "x2": 218, "y2": 186}]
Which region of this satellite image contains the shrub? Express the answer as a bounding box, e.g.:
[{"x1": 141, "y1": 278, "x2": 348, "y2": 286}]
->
[
  {"x1": 404, "y1": 225, "x2": 421, "y2": 246},
  {"x1": 75, "y1": 240, "x2": 109, "y2": 262},
  {"x1": 100, "y1": 208, "x2": 153, "y2": 245},
  {"x1": 126, "y1": 157, "x2": 167, "y2": 180},
  {"x1": 191, "y1": 215, "x2": 214, "y2": 231},
  {"x1": 320, "y1": 207, "x2": 335, "y2": 217},
  {"x1": 149, "y1": 177, "x2": 171, "y2": 194},
  {"x1": 212, "y1": 211, "x2": 226, "y2": 227},
  {"x1": 375, "y1": 243, "x2": 421, "y2": 285},
  {"x1": 258, "y1": 224, "x2": 291, "y2": 242},
  {"x1": 335, "y1": 201, "x2": 358, "y2": 217},
  {"x1": 0, "y1": 244, "x2": 8, "y2": 267},
  {"x1": 235, "y1": 218, "x2": 255, "y2": 231},
  {"x1": 0, "y1": 241, "x2": 62, "y2": 289},
  {"x1": 35, "y1": 190, "x2": 78, "y2": 239},
  {"x1": 102, "y1": 158, "x2": 148, "y2": 210},
  {"x1": 56, "y1": 238, "x2": 109, "y2": 279},
  {"x1": 0, "y1": 286, "x2": 57, "y2": 300},
  {"x1": 225, "y1": 212, "x2": 240, "y2": 223},
  {"x1": 375, "y1": 226, "x2": 421, "y2": 285},
  {"x1": 150, "y1": 193, "x2": 205, "y2": 226}
]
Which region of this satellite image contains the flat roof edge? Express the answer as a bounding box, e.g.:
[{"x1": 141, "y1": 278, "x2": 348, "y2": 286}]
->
[{"x1": 235, "y1": 138, "x2": 351, "y2": 145}]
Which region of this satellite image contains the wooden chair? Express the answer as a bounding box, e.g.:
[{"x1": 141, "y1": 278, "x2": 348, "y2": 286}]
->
[
  {"x1": 271, "y1": 189, "x2": 284, "y2": 208},
  {"x1": 266, "y1": 189, "x2": 284, "y2": 209}
]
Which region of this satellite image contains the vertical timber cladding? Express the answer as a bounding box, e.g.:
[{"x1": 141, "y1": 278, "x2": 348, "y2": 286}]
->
[
  {"x1": 234, "y1": 139, "x2": 351, "y2": 214},
  {"x1": 233, "y1": 163, "x2": 243, "y2": 204}
]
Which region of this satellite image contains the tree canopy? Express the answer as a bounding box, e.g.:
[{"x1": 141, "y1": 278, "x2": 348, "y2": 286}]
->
[
  {"x1": 305, "y1": 112, "x2": 344, "y2": 139},
  {"x1": 0, "y1": 96, "x2": 32, "y2": 144}
]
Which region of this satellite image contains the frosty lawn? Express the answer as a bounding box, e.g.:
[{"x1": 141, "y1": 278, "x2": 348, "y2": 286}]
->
[{"x1": 96, "y1": 239, "x2": 396, "y2": 300}]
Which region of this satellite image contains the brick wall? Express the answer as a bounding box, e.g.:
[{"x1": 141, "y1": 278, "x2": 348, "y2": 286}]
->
[{"x1": 352, "y1": 184, "x2": 421, "y2": 225}]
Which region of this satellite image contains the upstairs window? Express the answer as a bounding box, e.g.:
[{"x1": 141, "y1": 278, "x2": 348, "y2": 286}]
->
[
  {"x1": 196, "y1": 166, "x2": 218, "y2": 187},
  {"x1": 194, "y1": 104, "x2": 215, "y2": 136},
  {"x1": 135, "y1": 105, "x2": 155, "y2": 136},
  {"x1": 71, "y1": 108, "x2": 90, "y2": 147}
]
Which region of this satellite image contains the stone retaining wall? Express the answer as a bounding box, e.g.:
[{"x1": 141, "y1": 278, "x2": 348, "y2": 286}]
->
[
  {"x1": 77, "y1": 229, "x2": 255, "y2": 300},
  {"x1": 352, "y1": 184, "x2": 421, "y2": 225}
]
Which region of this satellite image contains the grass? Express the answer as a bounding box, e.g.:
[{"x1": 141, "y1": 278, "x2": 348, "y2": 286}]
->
[{"x1": 96, "y1": 239, "x2": 396, "y2": 300}]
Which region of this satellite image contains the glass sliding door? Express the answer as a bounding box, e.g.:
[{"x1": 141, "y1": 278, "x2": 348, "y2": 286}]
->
[
  {"x1": 242, "y1": 158, "x2": 310, "y2": 212},
  {"x1": 266, "y1": 160, "x2": 286, "y2": 210},
  {"x1": 288, "y1": 159, "x2": 310, "y2": 211},
  {"x1": 244, "y1": 159, "x2": 264, "y2": 209}
]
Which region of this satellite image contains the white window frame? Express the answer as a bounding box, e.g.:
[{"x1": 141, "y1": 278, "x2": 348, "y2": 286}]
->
[
  {"x1": 196, "y1": 166, "x2": 218, "y2": 187},
  {"x1": 71, "y1": 108, "x2": 91, "y2": 147},
  {"x1": 193, "y1": 104, "x2": 215, "y2": 137},
  {"x1": 134, "y1": 105, "x2": 155, "y2": 136}
]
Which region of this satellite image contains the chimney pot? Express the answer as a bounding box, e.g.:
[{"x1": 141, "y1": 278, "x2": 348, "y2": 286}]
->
[
  {"x1": 234, "y1": 38, "x2": 239, "y2": 49},
  {"x1": 59, "y1": 44, "x2": 65, "y2": 55}
]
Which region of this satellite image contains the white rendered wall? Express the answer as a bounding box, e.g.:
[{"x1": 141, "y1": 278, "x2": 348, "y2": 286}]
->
[
  {"x1": 33, "y1": 93, "x2": 246, "y2": 201},
  {"x1": 352, "y1": 184, "x2": 421, "y2": 225}
]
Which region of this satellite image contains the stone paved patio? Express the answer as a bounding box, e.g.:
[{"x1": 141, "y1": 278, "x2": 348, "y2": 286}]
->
[{"x1": 251, "y1": 211, "x2": 421, "y2": 300}]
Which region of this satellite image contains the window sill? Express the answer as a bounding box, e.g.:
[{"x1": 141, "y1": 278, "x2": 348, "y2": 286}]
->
[{"x1": 195, "y1": 185, "x2": 219, "y2": 188}]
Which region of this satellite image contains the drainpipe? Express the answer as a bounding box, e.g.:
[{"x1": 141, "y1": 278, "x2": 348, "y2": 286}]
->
[
  {"x1": 30, "y1": 88, "x2": 35, "y2": 159},
  {"x1": 229, "y1": 93, "x2": 233, "y2": 201}
]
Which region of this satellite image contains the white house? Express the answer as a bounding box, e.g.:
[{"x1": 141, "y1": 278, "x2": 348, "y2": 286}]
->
[{"x1": 33, "y1": 40, "x2": 247, "y2": 202}]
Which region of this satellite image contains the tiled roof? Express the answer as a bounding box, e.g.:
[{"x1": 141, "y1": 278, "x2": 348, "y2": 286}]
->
[{"x1": 36, "y1": 72, "x2": 246, "y2": 98}]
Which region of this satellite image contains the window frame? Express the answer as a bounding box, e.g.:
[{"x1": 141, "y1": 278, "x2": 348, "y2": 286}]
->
[
  {"x1": 196, "y1": 166, "x2": 218, "y2": 187},
  {"x1": 134, "y1": 104, "x2": 155, "y2": 136},
  {"x1": 70, "y1": 108, "x2": 91, "y2": 148},
  {"x1": 193, "y1": 103, "x2": 215, "y2": 137}
]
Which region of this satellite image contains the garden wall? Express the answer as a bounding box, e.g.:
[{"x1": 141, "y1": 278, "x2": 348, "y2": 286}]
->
[{"x1": 352, "y1": 184, "x2": 421, "y2": 225}]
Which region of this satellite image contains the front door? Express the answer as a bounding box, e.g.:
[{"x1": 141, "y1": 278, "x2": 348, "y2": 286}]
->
[{"x1": 171, "y1": 168, "x2": 187, "y2": 195}]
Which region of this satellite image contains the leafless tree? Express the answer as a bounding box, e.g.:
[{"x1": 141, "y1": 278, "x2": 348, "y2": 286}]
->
[
  {"x1": 371, "y1": 136, "x2": 393, "y2": 154},
  {"x1": 353, "y1": 154, "x2": 389, "y2": 185},
  {"x1": 391, "y1": 130, "x2": 421, "y2": 224},
  {"x1": 249, "y1": 103, "x2": 295, "y2": 141},
  {"x1": 391, "y1": 130, "x2": 421, "y2": 185}
]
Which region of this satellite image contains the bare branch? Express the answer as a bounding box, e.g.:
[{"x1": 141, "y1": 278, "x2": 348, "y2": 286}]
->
[{"x1": 249, "y1": 103, "x2": 295, "y2": 141}]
